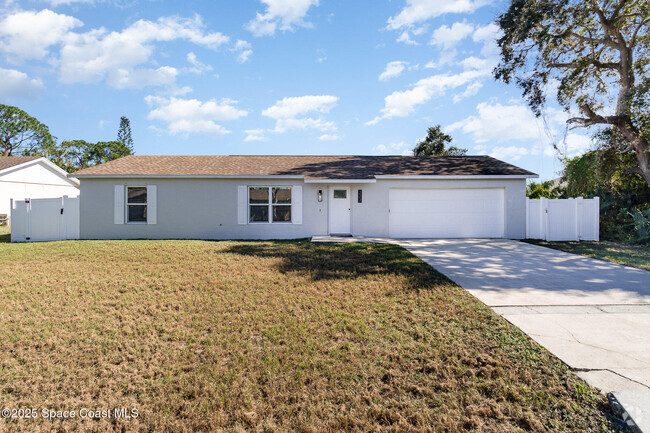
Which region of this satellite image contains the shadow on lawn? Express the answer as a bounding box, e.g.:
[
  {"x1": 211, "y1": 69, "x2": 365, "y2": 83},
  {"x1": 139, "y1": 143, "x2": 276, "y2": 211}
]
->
[{"x1": 224, "y1": 240, "x2": 452, "y2": 290}]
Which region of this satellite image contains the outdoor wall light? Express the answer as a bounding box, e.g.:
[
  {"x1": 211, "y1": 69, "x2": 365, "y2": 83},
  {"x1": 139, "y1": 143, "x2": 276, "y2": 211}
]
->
[
  {"x1": 358, "y1": 189, "x2": 363, "y2": 203},
  {"x1": 318, "y1": 190, "x2": 323, "y2": 202}
]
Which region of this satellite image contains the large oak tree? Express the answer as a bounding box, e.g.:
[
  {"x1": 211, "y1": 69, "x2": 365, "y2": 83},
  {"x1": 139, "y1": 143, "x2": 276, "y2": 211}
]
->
[{"x1": 494, "y1": 0, "x2": 650, "y2": 185}]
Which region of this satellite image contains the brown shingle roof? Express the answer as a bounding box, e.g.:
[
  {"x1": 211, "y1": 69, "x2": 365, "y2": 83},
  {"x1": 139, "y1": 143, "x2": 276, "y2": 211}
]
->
[
  {"x1": 72, "y1": 155, "x2": 537, "y2": 178},
  {"x1": 0, "y1": 156, "x2": 41, "y2": 171}
]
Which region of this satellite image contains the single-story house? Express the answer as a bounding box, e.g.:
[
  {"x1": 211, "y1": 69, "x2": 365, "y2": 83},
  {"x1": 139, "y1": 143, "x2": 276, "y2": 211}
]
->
[
  {"x1": 72, "y1": 155, "x2": 538, "y2": 240},
  {"x1": 0, "y1": 156, "x2": 80, "y2": 221}
]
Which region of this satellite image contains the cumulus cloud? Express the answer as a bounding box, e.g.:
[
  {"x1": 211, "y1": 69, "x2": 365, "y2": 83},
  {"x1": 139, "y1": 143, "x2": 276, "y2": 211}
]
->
[
  {"x1": 379, "y1": 61, "x2": 408, "y2": 81},
  {"x1": 318, "y1": 134, "x2": 339, "y2": 141},
  {"x1": 255, "y1": 95, "x2": 338, "y2": 136},
  {"x1": 232, "y1": 39, "x2": 253, "y2": 63},
  {"x1": 373, "y1": 141, "x2": 412, "y2": 155},
  {"x1": 0, "y1": 9, "x2": 82, "y2": 60},
  {"x1": 387, "y1": 0, "x2": 489, "y2": 30},
  {"x1": 0, "y1": 67, "x2": 44, "y2": 99},
  {"x1": 145, "y1": 95, "x2": 248, "y2": 136},
  {"x1": 247, "y1": 0, "x2": 319, "y2": 37},
  {"x1": 367, "y1": 70, "x2": 489, "y2": 124},
  {"x1": 430, "y1": 21, "x2": 473, "y2": 49},
  {"x1": 446, "y1": 101, "x2": 543, "y2": 143},
  {"x1": 244, "y1": 129, "x2": 266, "y2": 141},
  {"x1": 59, "y1": 15, "x2": 229, "y2": 87},
  {"x1": 186, "y1": 52, "x2": 213, "y2": 74}
]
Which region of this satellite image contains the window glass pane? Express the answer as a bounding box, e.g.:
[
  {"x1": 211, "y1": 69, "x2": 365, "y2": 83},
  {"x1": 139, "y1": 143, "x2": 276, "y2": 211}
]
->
[
  {"x1": 127, "y1": 186, "x2": 147, "y2": 203},
  {"x1": 249, "y1": 205, "x2": 269, "y2": 222},
  {"x1": 128, "y1": 205, "x2": 147, "y2": 222},
  {"x1": 272, "y1": 187, "x2": 291, "y2": 204},
  {"x1": 249, "y1": 187, "x2": 269, "y2": 204},
  {"x1": 272, "y1": 205, "x2": 291, "y2": 222},
  {"x1": 333, "y1": 189, "x2": 347, "y2": 199}
]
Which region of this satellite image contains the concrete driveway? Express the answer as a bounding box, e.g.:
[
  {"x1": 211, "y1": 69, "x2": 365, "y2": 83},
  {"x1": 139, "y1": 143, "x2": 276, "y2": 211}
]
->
[{"x1": 397, "y1": 238, "x2": 650, "y2": 393}]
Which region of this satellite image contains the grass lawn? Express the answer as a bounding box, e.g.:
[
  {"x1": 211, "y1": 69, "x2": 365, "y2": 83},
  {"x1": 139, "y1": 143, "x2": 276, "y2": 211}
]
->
[
  {"x1": 0, "y1": 240, "x2": 626, "y2": 432},
  {"x1": 523, "y1": 239, "x2": 650, "y2": 271}
]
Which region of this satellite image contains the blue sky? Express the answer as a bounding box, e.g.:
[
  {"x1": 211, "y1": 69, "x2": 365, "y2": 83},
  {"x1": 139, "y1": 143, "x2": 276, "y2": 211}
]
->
[{"x1": 0, "y1": 0, "x2": 594, "y2": 180}]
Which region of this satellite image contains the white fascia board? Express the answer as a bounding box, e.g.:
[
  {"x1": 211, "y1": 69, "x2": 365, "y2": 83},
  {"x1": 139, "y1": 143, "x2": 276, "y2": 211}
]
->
[
  {"x1": 0, "y1": 157, "x2": 80, "y2": 186},
  {"x1": 73, "y1": 174, "x2": 306, "y2": 179},
  {"x1": 303, "y1": 179, "x2": 376, "y2": 184},
  {"x1": 374, "y1": 174, "x2": 538, "y2": 180}
]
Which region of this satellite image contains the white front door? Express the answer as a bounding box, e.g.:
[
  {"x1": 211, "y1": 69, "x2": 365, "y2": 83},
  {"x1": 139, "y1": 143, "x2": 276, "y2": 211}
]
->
[{"x1": 328, "y1": 186, "x2": 351, "y2": 234}]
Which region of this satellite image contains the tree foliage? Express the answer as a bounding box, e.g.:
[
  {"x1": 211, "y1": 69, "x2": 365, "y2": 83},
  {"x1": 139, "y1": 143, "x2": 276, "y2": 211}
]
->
[
  {"x1": 117, "y1": 116, "x2": 134, "y2": 152},
  {"x1": 0, "y1": 104, "x2": 55, "y2": 157},
  {"x1": 526, "y1": 180, "x2": 565, "y2": 198},
  {"x1": 413, "y1": 125, "x2": 467, "y2": 156},
  {"x1": 50, "y1": 140, "x2": 132, "y2": 173},
  {"x1": 562, "y1": 128, "x2": 650, "y2": 240},
  {"x1": 495, "y1": 0, "x2": 650, "y2": 185}
]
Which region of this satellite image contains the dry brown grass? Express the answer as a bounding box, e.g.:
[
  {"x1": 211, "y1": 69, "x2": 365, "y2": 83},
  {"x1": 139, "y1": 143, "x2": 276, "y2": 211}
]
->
[{"x1": 0, "y1": 240, "x2": 625, "y2": 432}]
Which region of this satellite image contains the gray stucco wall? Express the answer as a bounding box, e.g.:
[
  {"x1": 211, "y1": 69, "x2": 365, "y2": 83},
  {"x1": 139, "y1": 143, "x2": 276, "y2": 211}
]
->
[{"x1": 79, "y1": 177, "x2": 527, "y2": 240}]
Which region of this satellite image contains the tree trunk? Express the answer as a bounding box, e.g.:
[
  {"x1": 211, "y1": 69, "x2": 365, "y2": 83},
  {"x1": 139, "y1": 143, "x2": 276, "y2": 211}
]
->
[{"x1": 631, "y1": 136, "x2": 650, "y2": 187}]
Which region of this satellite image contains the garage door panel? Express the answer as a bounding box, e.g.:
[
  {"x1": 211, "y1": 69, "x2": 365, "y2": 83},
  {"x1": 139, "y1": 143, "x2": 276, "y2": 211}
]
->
[{"x1": 389, "y1": 188, "x2": 505, "y2": 238}]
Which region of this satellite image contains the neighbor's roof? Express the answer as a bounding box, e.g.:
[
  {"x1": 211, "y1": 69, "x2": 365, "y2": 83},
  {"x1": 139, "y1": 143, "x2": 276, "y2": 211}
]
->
[
  {"x1": 71, "y1": 155, "x2": 537, "y2": 179},
  {"x1": 0, "y1": 156, "x2": 41, "y2": 171}
]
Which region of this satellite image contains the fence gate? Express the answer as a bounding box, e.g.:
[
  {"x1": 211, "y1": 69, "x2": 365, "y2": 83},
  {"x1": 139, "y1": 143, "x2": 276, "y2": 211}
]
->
[
  {"x1": 526, "y1": 197, "x2": 599, "y2": 242},
  {"x1": 10, "y1": 196, "x2": 79, "y2": 242}
]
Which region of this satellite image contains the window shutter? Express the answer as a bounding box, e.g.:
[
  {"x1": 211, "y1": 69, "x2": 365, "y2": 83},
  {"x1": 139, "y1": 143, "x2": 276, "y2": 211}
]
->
[
  {"x1": 292, "y1": 185, "x2": 302, "y2": 224},
  {"x1": 147, "y1": 185, "x2": 157, "y2": 225},
  {"x1": 237, "y1": 185, "x2": 247, "y2": 224},
  {"x1": 114, "y1": 185, "x2": 124, "y2": 224}
]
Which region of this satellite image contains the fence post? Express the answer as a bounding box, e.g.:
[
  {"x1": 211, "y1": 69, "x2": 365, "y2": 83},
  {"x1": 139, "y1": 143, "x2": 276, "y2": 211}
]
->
[
  {"x1": 525, "y1": 197, "x2": 530, "y2": 239},
  {"x1": 594, "y1": 196, "x2": 600, "y2": 242},
  {"x1": 575, "y1": 197, "x2": 582, "y2": 241},
  {"x1": 541, "y1": 197, "x2": 548, "y2": 241}
]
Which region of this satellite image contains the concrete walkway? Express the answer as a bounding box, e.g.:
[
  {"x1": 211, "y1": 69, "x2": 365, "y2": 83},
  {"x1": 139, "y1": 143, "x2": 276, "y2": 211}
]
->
[{"x1": 313, "y1": 236, "x2": 650, "y2": 394}]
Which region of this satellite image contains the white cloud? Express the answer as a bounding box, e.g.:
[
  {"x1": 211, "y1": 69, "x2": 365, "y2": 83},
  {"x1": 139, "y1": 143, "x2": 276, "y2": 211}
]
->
[
  {"x1": 446, "y1": 101, "x2": 544, "y2": 143},
  {"x1": 396, "y1": 30, "x2": 418, "y2": 45},
  {"x1": 106, "y1": 66, "x2": 178, "y2": 89},
  {"x1": 59, "y1": 15, "x2": 229, "y2": 87},
  {"x1": 260, "y1": 95, "x2": 338, "y2": 134},
  {"x1": 186, "y1": 52, "x2": 213, "y2": 74},
  {"x1": 373, "y1": 141, "x2": 412, "y2": 155},
  {"x1": 453, "y1": 81, "x2": 482, "y2": 102},
  {"x1": 367, "y1": 69, "x2": 489, "y2": 124},
  {"x1": 387, "y1": 0, "x2": 489, "y2": 30},
  {"x1": 475, "y1": 145, "x2": 529, "y2": 161},
  {"x1": 262, "y1": 95, "x2": 337, "y2": 120},
  {"x1": 318, "y1": 134, "x2": 339, "y2": 141},
  {"x1": 244, "y1": 129, "x2": 266, "y2": 141},
  {"x1": 0, "y1": 9, "x2": 82, "y2": 60},
  {"x1": 145, "y1": 95, "x2": 248, "y2": 136},
  {"x1": 379, "y1": 61, "x2": 408, "y2": 81},
  {"x1": 0, "y1": 67, "x2": 44, "y2": 98},
  {"x1": 559, "y1": 133, "x2": 592, "y2": 157},
  {"x1": 247, "y1": 0, "x2": 319, "y2": 37},
  {"x1": 430, "y1": 21, "x2": 473, "y2": 49},
  {"x1": 45, "y1": 0, "x2": 93, "y2": 5},
  {"x1": 472, "y1": 22, "x2": 500, "y2": 56},
  {"x1": 233, "y1": 39, "x2": 252, "y2": 63}
]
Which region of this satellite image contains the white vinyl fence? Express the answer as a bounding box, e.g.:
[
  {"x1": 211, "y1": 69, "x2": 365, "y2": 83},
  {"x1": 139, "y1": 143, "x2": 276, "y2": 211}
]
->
[
  {"x1": 526, "y1": 197, "x2": 599, "y2": 241},
  {"x1": 10, "y1": 196, "x2": 79, "y2": 242}
]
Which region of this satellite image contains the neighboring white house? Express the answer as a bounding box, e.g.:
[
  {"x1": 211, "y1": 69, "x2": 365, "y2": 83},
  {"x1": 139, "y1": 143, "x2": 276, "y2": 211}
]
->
[
  {"x1": 72, "y1": 155, "x2": 538, "y2": 240},
  {"x1": 0, "y1": 156, "x2": 79, "y2": 220}
]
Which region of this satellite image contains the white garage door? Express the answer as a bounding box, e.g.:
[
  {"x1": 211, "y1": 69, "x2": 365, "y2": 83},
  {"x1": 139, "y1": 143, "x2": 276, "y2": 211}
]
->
[{"x1": 389, "y1": 188, "x2": 505, "y2": 238}]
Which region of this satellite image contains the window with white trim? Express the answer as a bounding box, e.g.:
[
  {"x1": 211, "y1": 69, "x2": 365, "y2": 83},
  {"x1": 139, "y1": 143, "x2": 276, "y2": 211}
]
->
[
  {"x1": 249, "y1": 186, "x2": 292, "y2": 223},
  {"x1": 126, "y1": 186, "x2": 147, "y2": 223}
]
